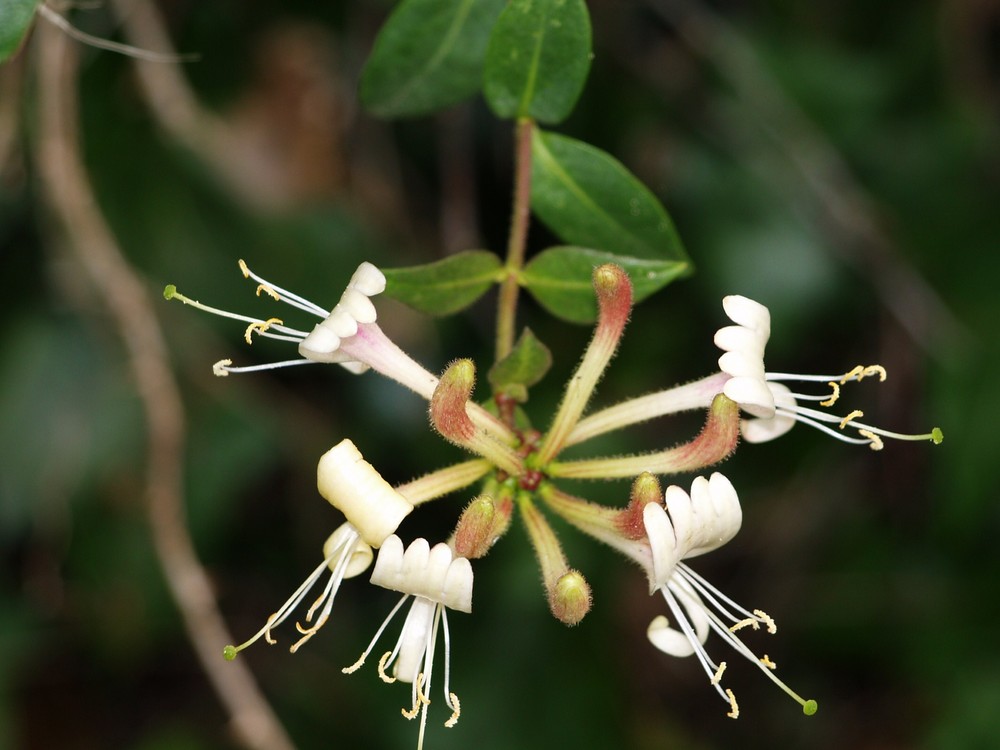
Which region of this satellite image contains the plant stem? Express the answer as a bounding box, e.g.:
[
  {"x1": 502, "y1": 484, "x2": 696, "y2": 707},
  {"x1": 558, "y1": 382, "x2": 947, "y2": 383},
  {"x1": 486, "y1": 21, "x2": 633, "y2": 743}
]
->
[{"x1": 495, "y1": 117, "x2": 535, "y2": 363}]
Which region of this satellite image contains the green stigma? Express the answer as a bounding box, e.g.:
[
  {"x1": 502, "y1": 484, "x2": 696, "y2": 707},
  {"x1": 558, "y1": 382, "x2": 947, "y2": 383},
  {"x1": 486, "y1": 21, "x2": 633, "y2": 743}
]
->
[
  {"x1": 931, "y1": 427, "x2": 944, "y2": 445},
  {"x1": 163, "y1": 284, "x2": 177, "y2": 300},
  {"x1": 803, "y1": 699, "x2": 818, "y2": 716},
  {"x1": 223, "y1": 644, "x2": 238, "y2": 661}
]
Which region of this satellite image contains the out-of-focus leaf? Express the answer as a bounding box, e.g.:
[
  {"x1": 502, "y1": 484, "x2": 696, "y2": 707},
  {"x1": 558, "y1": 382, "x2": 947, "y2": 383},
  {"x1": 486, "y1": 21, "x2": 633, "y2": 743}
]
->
[
  {"x1": 531, "y1": 130, "x2": 690, "y2": 265},
  {"x1": 382, "y1": 250, "x2": 503, "y2": 315},
  {"x1": 482, "y1": 0, "x2": 591, "y2": 124},
  {"x1": 488, "y1": 327, "x2": 552, "y2": 401},
  {"x1": 521, "y1": 246, "x2": 688, "y2": 323},
  {"x1": 360, "y1": 0, "x2": 506, "y2": 118},
  {"x1": 0, "y1": 0, "x2": 38, "y2": 62}
]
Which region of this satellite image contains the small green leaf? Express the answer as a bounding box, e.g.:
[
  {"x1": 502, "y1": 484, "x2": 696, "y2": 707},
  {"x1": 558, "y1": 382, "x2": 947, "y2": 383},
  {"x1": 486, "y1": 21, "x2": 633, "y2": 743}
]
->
[
  {"x1": 361, "y1": 0, "x2": 506, "y2": 118},
  {"x1": 483, "y1": 0, "x2": 591, "y2": 124},
  {"x1": 0, "y1": 0, "x2": 39, "y2": 63},
  {"x1": 382, "y1": 250, "x2": 503, "y2": 315},
  {"x1": 488, "y1": 328, "x2": 552, "y2": 401},
  {"x1": 522, "y1": 246, "x2": 689, "y2": 323},
  {"x1": 531, "y1": 130, "x2": 690, "y2": 264}
]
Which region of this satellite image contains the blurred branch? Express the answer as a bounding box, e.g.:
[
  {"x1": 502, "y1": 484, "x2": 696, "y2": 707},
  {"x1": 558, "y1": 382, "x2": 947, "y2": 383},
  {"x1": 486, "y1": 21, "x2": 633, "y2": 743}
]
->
[
  {"x1": 648, "y1": 0, "x2": 971, "y2": 358},
  {"x1": 0, "y1": 55, "x2": 24, "y2": 179},
  {"x1": 33, "y1": 22, "x2": 296, "y2": 750}
]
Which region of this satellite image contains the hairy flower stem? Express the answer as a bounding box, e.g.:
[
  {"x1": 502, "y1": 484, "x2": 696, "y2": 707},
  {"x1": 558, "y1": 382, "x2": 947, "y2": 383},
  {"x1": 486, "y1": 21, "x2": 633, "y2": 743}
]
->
[
  {"x1": 495, "y1": 117, "x2": 535, "y2": 364},
  {"x1": 549, "y1": 393, "x2": 740, "y2": 479}
]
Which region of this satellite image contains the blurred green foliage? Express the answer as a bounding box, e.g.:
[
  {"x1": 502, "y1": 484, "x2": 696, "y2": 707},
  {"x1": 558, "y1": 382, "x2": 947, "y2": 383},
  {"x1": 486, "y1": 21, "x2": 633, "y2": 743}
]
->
[{"x1": 2, "y1": 1, "x2": 998, "y2": 749}]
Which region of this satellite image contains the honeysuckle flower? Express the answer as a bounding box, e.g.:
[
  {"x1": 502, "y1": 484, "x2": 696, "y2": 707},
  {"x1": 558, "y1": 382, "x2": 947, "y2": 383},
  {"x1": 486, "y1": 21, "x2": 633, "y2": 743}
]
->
[
  {"x1": 166, "y1": 260, "x2": 518, "y2": 446},
  {"x1": 540, "y1": 472, "x2": 816, "y2": 718},
  {"x1": 223, "y1": 439, "x2": 413, "y2": 659},
  {"x1": 642, "y1": 473, "x2": 816, "y2": 718},
  {"x1": 343, "y1": 535, "x2": 473, "y2": 750},
  {"x1": 565, "y1": 295, "x2": 942, "y2": 452}
]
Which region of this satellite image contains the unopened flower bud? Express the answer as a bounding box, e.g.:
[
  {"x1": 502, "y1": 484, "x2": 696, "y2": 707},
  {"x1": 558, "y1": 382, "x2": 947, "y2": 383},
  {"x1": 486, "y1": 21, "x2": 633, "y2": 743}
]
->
[
  {"x1": 593, "y1": 263, "x2": 633, "y2": 336},
  {"x1": 430, "y1": 359, "x2": 477, "y2": 443},
  {"x1": 548, "y1": 569, "x2": 592, "y2": 626},
  {"x1": 454, "y1": 494, "x2": 512, "y2": 559}
]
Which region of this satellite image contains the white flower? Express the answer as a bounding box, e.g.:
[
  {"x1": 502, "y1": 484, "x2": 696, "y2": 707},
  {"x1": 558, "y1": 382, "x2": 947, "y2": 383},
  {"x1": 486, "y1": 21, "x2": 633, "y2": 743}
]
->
[
  {"x1": 641, "y1": 473, "x2": 816, "y2": 718},
  {"x1": 166, "y1": 260, "x2": 441, "y2": 398},
  {"x1": 223, "y1": 439, "x2": 412, "y2": 658},
  {"x1": 717, "y1": 296, "x2": 942, "y2": 450},
  {"x1": 344, "y1": 535, "x2": 473, "y2": 749}
]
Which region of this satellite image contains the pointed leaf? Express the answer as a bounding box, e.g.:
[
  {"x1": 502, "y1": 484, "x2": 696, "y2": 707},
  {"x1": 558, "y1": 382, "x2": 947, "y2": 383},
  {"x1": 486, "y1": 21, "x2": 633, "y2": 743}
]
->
[
  {"x1": 522, "y1": 246, "x2": 688, "y2": 323},
  {"x1": 1, "y1": 0, "x2": 38, "y2": 63},
  {"x1": 531, "y1": 130, "x2": 691, "y2": 265},
  {"x1": 361, "y1": 0, "x2": 506, "y2": 118},
  {"x1": 483, "y1": 0, "x2": 591, "y2": 124},
  {"x1": 488, "y1": 328, "x2": 552, "y2": 401},
  {"x1": 382, "y1": 250, "x2": 503, "y2": 315}
]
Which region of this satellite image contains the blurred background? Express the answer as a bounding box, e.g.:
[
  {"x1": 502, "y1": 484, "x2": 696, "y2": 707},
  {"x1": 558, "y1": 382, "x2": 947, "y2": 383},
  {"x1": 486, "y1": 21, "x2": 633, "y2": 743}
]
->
[{"x1": 1, "y1": 0, "x2": 997, "y2": 748}]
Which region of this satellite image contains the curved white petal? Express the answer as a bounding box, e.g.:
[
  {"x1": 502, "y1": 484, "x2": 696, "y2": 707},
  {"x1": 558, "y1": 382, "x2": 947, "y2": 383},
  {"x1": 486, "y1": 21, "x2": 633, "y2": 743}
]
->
[
  {"x1": 349, "y1": 262, "x2": 386, "y2": 297},
  {"x1": 723, "y1": 376, "x2": 776, "y2": 418},
  {"x1": 339, "y1": 288, "x2": 377, "y2": 325},
  {"x1": 647, "y1": 584, "x2": 711, "y2": 657},
  {"x1": 644, "y1": 502, "x2": 680, "y2": 589},
  {"x1": 722, "y1": 295, "x2": 771, "y2": 336},
  {"x1": 323, "y1": 523, "x2": 373, "y2": 579},
  {"x1": 325, "y1": 306, "x2": 359, "y2": 338},
  {"x1": 371, "y1": 536, "x2": 474, "y2": 612},
  {"x1": 740, "y1": 383, "x2": 797, "y2": 443},
  {"x1": 393, "y1": 597, "x2": 436, "y2": 684},
  {"x1": 317, "y1": 439, "x2": 413, "y2": 547}
]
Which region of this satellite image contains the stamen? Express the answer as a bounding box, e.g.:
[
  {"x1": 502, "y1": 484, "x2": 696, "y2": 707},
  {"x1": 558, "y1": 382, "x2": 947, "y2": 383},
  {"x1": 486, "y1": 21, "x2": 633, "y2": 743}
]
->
[
  {"x1": 244, "y1": 318, "x2": 284, "y2": 344},
  {"x1": 444, "y1": 693, "x2": 461, "y2": 728},
  {"x1": 729, "y1": 617, "x2": 759, "y2": 633},
  {"x1": 858, "y1": 429, "x2": 884, "y2": 451},
  {"x1": 839, "y1": 365, "x2": 865, "y2": 383},
  {"x1": 760, "y1": 654, "x2": 777, "y2": 669},
  {"x1": 711, "y1": 662, "x2": 727, "y2": 685},
  {"x1": 342, "y1": 653, "x2": 366, "y2": 674},
  {"x1": 211, "y1": 359, "x2": 315, "y2": 376},
  {"x1": 213, "y1": 359, "x2": 232, "y2": 377},
  {"x1": 839, "y1": 410, "x2": 864, "y2": 429},
  {"x1": 256, "y1": 283, "x2": 280, "y2": 300},
  {"x1": 726, "y1": 689, "x2": 740, "y2": 719},
  {"x1": 237, "y1": 259, "x2": 329, "y2": 318},
  {"x1": 820, "y1": 381, "x2": 840, "y2": 407},
  {"x1": 401, "y1": 673, "x2": 428, "y2": 719},
  {"x1": 753, "y1": 609, "x2": 777, "y2": 634},
  {"x1": 378, "y1": 651, "x2": 398, "y2": 684}
]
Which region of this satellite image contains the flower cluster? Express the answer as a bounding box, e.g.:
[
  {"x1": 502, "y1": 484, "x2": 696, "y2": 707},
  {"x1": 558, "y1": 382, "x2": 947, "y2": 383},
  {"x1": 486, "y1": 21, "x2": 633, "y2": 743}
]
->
[{"x1": 169, "y1": 259, "x2": 939, "y2": 746}]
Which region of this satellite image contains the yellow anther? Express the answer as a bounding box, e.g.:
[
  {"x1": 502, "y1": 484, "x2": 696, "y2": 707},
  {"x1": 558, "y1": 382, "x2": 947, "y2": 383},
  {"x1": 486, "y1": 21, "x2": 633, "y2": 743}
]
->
[
  {"x1": 820, "y1": 381, "x2": 840, "y2": 407},
  {"x1": 377, "y1": 651, "x2": 397, "y2": 684},
  {"x1": 859, "y1": 429, "x2": 884, "y2": 451},
  {"x1": 862, "y1": 365, "x2": 887, "y2": 382},
  {"x1": 262, "y1": 614, "x2": 279, "y2": 645},
  {"x1": 754, "y1": 609, "x2": 777, "y2": 634},
  {"x1": 238, "y1": 258, "x2": 250, "y2": 278},
  {"x1": 726, "y1": 689, "x2": 740, "y2": 719},
  {"x1": 839, "y1": 365, "x2": 865, "y2": 384},
  {"x1": 256, "y1": 283, "x2": 280, "y2": 301},
  {"x1": 760, "y1": 654, "x2": 777, "y2": 669},
  {"x1": 401, "y1": 674, "x2": 429, "y2": 719},
  {"x1": 416, "y1": 672, "x2": 431, "y2": 706},
  {"x1": 839, "y1": 410, "x2": 864, "y2": 430},
  {"x1": 342, "y1": 653, "x2": 366, "y2": 674},
  {"x1": 729, "y1": 617, "x2": 760, "y2": 633},
  {"x1": 711, "y1": 662, "x2": 727, "y2": 685},
  {"x1": 444, "y1": 693, "x2": 461, "y2": 728},
  {"x1": 243, "y1": 317, "x2": 284, "y2": 344},
  {"x1": 212, "y1": 359, "x2": 232, "y2": 377}
]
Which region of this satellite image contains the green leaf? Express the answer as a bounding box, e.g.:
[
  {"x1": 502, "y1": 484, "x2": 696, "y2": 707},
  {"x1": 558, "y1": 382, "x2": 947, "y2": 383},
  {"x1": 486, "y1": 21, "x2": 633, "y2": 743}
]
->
[
  {"x1": 483, "y1": 0, "x2": 591, "y2": 124},
  {"x1": 0, "y1": 0, "x2": 38, "y2": 63},
  {"x1": 361, "y1": 0, "x2": 506, "y2": 118},
  {"x1": 382, "y1": 250, "x2": 503, "y2": 315},
  {"x1": 531, "y1": 130, "x2": 690, "y2": 263},
  {"x1": 488, "y1": 328, "x2": 552, "y2": 401},
  {"x1": 522, "y1": 246, "x2": 689, "y2": 323}
]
